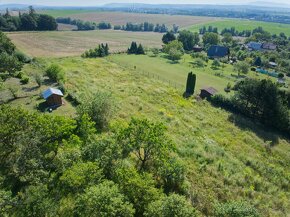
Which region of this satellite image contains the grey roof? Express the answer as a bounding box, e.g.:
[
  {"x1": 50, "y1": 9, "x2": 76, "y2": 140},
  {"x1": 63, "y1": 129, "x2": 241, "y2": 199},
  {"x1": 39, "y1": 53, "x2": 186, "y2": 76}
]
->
[
  {"x1": 247, "y1": 42, "x2": 262, "y2": 50},
  {"x1": 201, "y1": 87, "x2": 218, "y2": 95},
  {"x1": 262, "y1": 42, "x2": 276, "y2": 50},
  {"x1": 42, "y1": 88, "x2": 64, "y2": 99},
  {"x1": 207, "y1": 45, "x2": 229, "y2": 58}
]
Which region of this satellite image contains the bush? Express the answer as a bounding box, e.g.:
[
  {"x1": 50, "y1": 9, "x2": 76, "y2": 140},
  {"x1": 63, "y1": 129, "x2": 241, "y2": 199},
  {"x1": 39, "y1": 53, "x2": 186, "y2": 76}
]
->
[
  {"x1": 77, "y1": 91, "x2": 114, "y2": 131},
  {"x1": 58, "y1": 82, "x2": 66, "y2": 94},
  {"x1": 45, "y1": 64, "x2": 65, "y2": 83},
  {"x1": 34, "y1": 73, "x2": 43, "y2": 87},
  {"x1": 20, "y1": 76, "x2": 29, "y2": 84},
  {"x1": 210, "y1": 94, "x2": 235, "y2": 111},
  {"x1": 214, "y1": 201, "x2": 259, "y2": 217},
  {"x1": 14, "y1": 51, "x2": 31, "y2": 63},
  {"x1": 15, "y1": 71, "x2": 23, "y2": 79}
]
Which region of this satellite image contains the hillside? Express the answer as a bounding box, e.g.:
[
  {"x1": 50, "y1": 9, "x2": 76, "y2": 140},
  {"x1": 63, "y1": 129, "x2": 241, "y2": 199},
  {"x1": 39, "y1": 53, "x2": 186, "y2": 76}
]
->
[{"x1": 1, "y1": 56, "x2": 289, "y2": 216}]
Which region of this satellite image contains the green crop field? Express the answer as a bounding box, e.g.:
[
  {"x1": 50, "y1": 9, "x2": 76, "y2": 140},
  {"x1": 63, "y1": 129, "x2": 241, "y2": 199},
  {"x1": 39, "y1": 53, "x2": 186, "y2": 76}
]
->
[
  {"x1": 186, "y1": 19, "x2": 290, "y2": 36},
  {"x1": 1, "y1": 56, "x2": 289, "y2": 216},
  {"x1": 40, "y1": 9, "x2": 100, "y2": 18},
  {"x1": 7, "y1": 30, "x2": 163, "y2": 57}
]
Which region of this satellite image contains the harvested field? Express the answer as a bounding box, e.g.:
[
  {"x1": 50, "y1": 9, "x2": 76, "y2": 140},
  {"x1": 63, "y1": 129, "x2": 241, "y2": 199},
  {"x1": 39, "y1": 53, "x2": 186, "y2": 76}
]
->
[
  {"x1": 7, "y1": 30, "x2": 163, "y2": 57},
  {"x1": 45, "y1": 11, "x2": 217, "y2": 28}
]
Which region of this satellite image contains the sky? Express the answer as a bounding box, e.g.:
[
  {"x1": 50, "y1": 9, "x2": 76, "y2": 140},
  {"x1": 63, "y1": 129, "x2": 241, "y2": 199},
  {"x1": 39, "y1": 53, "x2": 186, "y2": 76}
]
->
[{"x1": 0, "y1": 0, "x2": 289, "y2": 6}]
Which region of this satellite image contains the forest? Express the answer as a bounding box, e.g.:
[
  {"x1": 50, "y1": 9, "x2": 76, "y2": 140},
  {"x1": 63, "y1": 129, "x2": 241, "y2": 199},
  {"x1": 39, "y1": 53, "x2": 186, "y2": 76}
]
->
[{"x1": 0, "y1": 7, "x2": 57, "y2": 31}]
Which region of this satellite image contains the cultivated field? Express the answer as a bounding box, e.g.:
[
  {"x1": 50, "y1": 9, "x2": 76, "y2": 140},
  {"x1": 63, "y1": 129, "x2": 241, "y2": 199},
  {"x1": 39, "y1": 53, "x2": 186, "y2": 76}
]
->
[
  {"x1": 187, "y1": 19, "x2": 290, "y2": 35},
  {"x1": 44, "y1": 10, "x2": 218, "y2": 28},
  {"x1": 7, "y1": 30, "x2": 163, "y2": 57}
]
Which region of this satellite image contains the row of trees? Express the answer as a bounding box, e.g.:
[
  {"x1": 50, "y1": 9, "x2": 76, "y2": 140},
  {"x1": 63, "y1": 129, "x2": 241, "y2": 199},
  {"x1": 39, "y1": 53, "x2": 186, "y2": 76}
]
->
[
  {"x1": 199, "y1": 25, "x2": 279, "y2": 38},
  {"x1": 0, "y1": 7, "x2": 57, "y2": 31},
  {"x1": 56, "y1": 17, "x2": 110, "y2": 31},
  {"x1": 115, "y1": 22, "x2": 172, "y2": 33}
]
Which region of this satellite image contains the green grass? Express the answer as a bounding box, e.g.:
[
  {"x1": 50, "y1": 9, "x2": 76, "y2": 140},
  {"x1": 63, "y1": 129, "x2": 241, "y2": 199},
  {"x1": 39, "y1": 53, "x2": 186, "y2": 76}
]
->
[
  {"x1": 186, "y1": 19, "x2": 290, "y2": 36},
  {"x1": 40, "y1": 9, "x2": 100, "y2": 18},
  {"x1": 1, "y1": 55, "x2": 289, "y2": 216},
  {"x1": 107, "y1": 53, "x2": 280, "y2": 93}
]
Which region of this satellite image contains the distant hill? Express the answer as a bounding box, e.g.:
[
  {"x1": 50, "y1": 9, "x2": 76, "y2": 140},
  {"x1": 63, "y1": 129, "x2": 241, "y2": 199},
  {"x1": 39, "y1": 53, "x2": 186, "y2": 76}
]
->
[{"x1": 248, "y1": 1, "x2": 290, "y2": 8}]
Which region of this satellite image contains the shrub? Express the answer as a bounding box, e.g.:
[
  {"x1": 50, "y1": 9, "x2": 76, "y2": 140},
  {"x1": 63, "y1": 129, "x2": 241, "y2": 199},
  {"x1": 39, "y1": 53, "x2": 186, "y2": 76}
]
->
[
  {"x1": 15, "y1": 71, "x2": 23, "y2": 79},
  {"x1": 214, "y1": 201, "x2": 259, "y2": 217},
  {"x1": 77, "y1": 91, "x2": 114, "y2": 131},
  {"x1": 14, "y1": 51, "x2": 31, "y2": 63},
  {"x1": 20, "y1": 76, "x2": 29, "y2": 84},
  {"x1": 8, "y1": 86, "x2": 19, "y2": 99},
  {"x1": 34, "y1": 73, "x2": 43, "y2": 87},
  {"x1": 224, "y1": 82, "x2": 232, "y2": 93},
  {"x1": 45, "y1": 64, "x2": 65, "y2": 83},
  {"x1": 58, "y1": 82, "x2": 66, "y2": 94}
]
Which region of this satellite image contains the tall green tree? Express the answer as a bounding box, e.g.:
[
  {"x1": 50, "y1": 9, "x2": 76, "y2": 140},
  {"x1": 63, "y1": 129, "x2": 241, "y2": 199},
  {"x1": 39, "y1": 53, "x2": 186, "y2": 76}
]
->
[
  {"x1": 162, "y1": 31, "x2": 176, "y2": 44},
  {"x1": 144, "y1": 194, "x2": 196, "y2": 217},
  {"x1": 185, "y1": 72, "x2": 196, "y2": 96},
  {"x1": 178, "y1": 30, "x2": 199, "y2": 51},
  {"x1": 202, "y1": 32, "x2": 220, "y2": 46},
  {"x1": 75, "y1": 181, "x2": 135, "y2": 217},
  {"x1": 117, "y1": 118, "x2": 174, "y2": 171}
]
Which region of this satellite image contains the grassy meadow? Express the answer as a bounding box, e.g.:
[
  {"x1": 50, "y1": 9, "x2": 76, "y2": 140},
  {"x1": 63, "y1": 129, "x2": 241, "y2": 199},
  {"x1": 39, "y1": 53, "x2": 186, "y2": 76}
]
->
[
  {"x1": 1, "y1": 56, "x2": 289, "y2": 216},
  {"x1": 187, "y1": 19, "x2": 290, "y2": 35}
]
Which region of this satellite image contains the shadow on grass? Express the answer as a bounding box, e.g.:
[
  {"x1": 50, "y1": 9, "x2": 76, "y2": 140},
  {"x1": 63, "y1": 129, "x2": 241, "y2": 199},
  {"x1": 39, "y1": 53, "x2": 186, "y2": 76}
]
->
[
  {"x1": 228, "y1": 113, "x2": 280, "y2": 146},
  {"x1": 36, "y1": 101, "x2": 63, "y2": 113},
  {"x1": 22, "y1": 86, "x2": 39, "y2": 92}
]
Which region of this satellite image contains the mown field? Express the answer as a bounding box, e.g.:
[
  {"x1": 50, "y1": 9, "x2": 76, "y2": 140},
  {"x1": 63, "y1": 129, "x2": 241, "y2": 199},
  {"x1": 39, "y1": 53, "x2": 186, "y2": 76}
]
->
[
  {"x1": 187, "y1": 19, "x2": 290, "y2": 35},
  {"x1": 7, "y1": 30, "x2": 163, "y2": 57},
  {"x1": 108, "y1": 53, "x2": 271, "y2": 93},
  {"x1": 1, "y1": 56, "x2": 289, "y2": 216},
  {"x1": 43, "y1": 10, "x2": 217, "y2": 28}
]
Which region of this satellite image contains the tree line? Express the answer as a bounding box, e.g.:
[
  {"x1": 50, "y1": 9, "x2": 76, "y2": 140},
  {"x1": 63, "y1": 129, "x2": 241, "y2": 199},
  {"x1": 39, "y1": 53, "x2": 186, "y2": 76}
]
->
[
  {"x1": 114, "y1": 22, "x2": 177, "y2": 33},
  {"x1": 211, "y1": 78, "x2": 290, "y2": 134},
  {"x1": 199, "y1": 25, "x2": 289, "y2": 38},
  {"x1": 56, "y1": 17, "x2": 179, "y2": 33},
  {"x1": 0, "y1": 31, "x2": 31, "y2": 80},
  {"x1": 0, "y1": 6, "x2": 57, "y2": 31}
]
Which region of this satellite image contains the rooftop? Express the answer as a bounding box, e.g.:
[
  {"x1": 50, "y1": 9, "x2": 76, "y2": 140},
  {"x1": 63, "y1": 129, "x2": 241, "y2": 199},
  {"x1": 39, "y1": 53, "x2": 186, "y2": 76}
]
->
[
  {"x1": 201, "y1": 87, "x2": 218, "y2": 95},
  {"x1": 42, "y1": 88, "x2": 64, "y2": 100}
]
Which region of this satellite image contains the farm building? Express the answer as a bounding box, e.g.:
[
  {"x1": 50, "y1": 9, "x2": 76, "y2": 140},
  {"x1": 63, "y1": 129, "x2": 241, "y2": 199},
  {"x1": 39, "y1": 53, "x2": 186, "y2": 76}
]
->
[
  {"x1": 207, "y1": 45, "x2": 230, "y2": 59},
  {"x1": 193, "y1": 45, "x2": 203, "y2": 52},
  {"x1": 42, "y1": 88, "x2": 64, "y2": 106},
  {"x1": 247, "y1": 42, "x2": 262, "y2": 51},
  {"x1": 262, "y1": 42, "x2": 277, "y2": 51},
  {"x1": 200, "y1": 87, "x2": 218, "y2": 99}
]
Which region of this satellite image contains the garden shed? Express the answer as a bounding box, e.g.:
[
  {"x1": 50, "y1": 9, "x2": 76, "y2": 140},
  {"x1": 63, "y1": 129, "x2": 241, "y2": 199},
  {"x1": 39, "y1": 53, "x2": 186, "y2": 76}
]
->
[
  {"x1": 42, "y1": 88, "x2": 64, "y2": 106},
  {"x1": 200, "y1": 87, "x2": 218, "y2": 99}
]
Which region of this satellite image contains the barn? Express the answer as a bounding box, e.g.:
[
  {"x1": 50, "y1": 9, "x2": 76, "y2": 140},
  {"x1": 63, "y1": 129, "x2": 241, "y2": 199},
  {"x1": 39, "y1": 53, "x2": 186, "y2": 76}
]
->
[
  {"x1": 207, "y1": 45, "x2": 230, "y2": 60},
  {"x1": 200, "y1": 87, "x2": 218, "y2": 99},
  {"x1": 42, "y1": 88, "x2": 64, "y2": 106}
]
